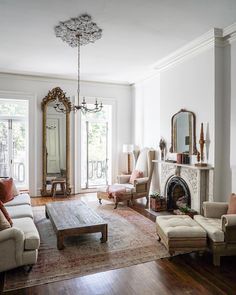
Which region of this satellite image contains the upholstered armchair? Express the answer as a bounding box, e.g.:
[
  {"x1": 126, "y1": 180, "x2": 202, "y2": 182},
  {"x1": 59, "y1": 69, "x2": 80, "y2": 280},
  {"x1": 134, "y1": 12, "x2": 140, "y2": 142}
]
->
[
  {"x1": 194, "y1": 201, "x2": 236, "y2": 266},
  {"x1": 97, "y1": 148, "x2": 155, "y2": 208},
  {"x1": 117, "y1": 148, "x2": 155, "y2": 201}
]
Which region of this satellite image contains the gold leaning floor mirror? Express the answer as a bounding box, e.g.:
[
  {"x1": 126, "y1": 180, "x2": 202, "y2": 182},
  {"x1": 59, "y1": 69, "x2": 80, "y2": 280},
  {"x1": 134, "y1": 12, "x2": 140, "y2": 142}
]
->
[{"x1": 41, "y1": 87, "x2": 71, "y2": 197}]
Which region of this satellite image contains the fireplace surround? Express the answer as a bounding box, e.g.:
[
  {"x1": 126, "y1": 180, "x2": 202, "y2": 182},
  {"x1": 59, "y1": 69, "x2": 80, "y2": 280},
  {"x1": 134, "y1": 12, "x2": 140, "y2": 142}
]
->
[{"x1": 153, "y1": 161, "x2": 214, "y2": 213}]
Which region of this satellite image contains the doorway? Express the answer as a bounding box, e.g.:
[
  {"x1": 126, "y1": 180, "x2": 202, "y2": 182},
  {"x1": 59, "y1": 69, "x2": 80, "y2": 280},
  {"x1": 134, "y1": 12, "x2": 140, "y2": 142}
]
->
[
  {"x1": 0, "y1": 99, "x2": 29, "y2": 189},
  {"x1": 81, "y1": 104, "x2": 112, "y2": 189}
]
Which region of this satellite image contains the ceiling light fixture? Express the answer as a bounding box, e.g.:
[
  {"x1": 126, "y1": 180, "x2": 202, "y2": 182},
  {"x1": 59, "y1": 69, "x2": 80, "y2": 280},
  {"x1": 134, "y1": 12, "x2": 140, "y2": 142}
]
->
[{"x1": 54, "y1": 14, "x2": 103, "y2": 114}]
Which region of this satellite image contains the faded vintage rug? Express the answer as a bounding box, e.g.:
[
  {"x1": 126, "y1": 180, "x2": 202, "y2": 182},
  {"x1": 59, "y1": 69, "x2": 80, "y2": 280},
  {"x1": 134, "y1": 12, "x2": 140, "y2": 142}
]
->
[{"x1": 4, "y1": 200, "x2": 170, "y2": 292}]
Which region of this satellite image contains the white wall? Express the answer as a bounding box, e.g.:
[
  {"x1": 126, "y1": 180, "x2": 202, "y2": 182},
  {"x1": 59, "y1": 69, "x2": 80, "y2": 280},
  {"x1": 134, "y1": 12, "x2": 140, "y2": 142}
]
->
[
  {"x1": 160, "y1": 48, "x2": 215, "y2": 164},
  {"x1": 0, "y1": 73, "x2": 132, "y2": 196},
  {"x1": 230, "y1": 39, "x2": 236, "y2": 192}
]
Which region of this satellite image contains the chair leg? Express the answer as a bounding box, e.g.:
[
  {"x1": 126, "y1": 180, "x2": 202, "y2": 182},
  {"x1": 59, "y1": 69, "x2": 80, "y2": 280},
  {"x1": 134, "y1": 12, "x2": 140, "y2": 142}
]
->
[
  {"x1": 99, "y1": 199, "x2": 102, "y2": 205},
  {"x1": 114, "y1": 202, "x2": 118, "y2": 209},
  {"x1": 213, "y1": 253, "x2": 221, "y2": 266},
  {"x1": 24, "y1": 265, "x2": 33, "y2": 273},
  {"x1": 62, "y1": 183, "x2": 66, "y2": 197},
  {"x1": 52, "y1": 184, "x2": 56, "y2": 198}
]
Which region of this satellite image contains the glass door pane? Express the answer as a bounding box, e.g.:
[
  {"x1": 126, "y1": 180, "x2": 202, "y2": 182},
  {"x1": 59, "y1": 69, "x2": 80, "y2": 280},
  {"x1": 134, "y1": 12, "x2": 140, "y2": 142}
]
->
[
  {"x1": 12, "y1": 120, "x2": 28, "y2": 187},
  {"x1": 87, "y1": 121, "x2": 108, "y2": 187},
  {"x1": 0, "y1": 120, "x2": 9, "y2": 178}
]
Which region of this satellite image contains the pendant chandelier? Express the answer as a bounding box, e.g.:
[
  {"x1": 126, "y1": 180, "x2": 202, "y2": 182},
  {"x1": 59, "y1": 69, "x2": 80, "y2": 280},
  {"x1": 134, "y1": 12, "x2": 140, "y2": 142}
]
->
[{"x1": 54, "y1": 14, "x2": 103, "y2": 114}]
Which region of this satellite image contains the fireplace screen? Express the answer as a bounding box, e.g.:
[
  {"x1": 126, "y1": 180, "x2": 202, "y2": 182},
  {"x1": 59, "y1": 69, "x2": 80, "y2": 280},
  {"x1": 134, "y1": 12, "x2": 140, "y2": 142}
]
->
[{"x1": 166, "y1": 176, "x2": 191, "y2": 210}]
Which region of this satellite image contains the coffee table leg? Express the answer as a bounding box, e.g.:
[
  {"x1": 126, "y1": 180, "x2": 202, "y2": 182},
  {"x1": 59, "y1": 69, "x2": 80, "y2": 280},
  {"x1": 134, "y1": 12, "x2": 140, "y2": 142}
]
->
[
  {"x1": 57, "y1": 233, "x2": 64, "y2": 250},
  {"x1": 45, "y1": 208, "x2": 49, "y2": 219},
  {"x1": 101, "y1": 224, "x2": 108, "y2": 243}
]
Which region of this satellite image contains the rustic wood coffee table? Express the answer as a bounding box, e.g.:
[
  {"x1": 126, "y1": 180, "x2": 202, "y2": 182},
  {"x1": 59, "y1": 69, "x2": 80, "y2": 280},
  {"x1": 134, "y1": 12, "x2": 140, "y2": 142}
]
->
[{"x1": 45, "y1": 200, "x2": 108, "y2": 250}]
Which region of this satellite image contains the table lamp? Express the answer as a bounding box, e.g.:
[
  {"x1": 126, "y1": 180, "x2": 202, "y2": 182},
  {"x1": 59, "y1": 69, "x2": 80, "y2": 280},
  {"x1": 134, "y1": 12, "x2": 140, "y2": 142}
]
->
[{"x1": 123, "y1": 144, "x2": 134, "y2": 174}]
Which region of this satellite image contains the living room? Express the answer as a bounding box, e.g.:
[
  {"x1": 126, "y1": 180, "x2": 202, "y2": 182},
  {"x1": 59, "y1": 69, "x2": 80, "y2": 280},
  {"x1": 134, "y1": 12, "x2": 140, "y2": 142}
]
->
[{"x1": 0, "y1": 0, "x2": 236, "y2": 294}]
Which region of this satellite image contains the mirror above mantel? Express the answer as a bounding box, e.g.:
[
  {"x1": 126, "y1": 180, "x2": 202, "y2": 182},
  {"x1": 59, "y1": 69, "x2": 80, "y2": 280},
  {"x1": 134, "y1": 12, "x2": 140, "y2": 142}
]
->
[
  {"x1": 169, "y1": 109, "x2": 197, "y2": 155},
  {"x1": 41, "y1": 87, "x2": 71, "y2": 197}
]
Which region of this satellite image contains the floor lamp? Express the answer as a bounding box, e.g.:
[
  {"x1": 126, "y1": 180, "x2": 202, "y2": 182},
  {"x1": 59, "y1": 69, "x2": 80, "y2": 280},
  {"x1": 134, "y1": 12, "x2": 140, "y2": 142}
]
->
[{"x1": 123, "y1": 144, "x2": 134, "y2": 174}]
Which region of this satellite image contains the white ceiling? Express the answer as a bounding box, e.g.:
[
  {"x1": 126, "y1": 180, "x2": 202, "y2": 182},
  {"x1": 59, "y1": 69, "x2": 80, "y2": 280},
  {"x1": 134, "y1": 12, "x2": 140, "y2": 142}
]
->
[{"x1": 0, "y1": 0, "x2": 236, "y2": 84}]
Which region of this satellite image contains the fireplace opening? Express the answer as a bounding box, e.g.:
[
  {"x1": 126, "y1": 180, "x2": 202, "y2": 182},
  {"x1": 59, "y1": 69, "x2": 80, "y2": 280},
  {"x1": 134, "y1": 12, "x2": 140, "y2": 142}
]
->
[{"x1": 166, "y1": 176, "x2": 191, "y2": 210}]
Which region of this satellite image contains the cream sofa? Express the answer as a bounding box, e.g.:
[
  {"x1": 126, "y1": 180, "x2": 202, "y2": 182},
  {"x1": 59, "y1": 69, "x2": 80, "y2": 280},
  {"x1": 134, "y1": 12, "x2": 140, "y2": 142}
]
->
[
  {"x1": 194, "y1": 201, "x2": 236, "y2": 266},
  {"x1": 0, "y1": 193, "x2": 40, "y2": 272}
]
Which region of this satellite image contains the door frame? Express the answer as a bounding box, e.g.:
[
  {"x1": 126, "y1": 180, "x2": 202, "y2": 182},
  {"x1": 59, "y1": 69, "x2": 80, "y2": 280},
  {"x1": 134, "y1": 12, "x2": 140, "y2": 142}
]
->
[
  {"x1": 0, "y1": 91, "x2": 37, "y2": 195},
  {"x1": 74, "y1": 97, "x2": 117, "y2": 193}
]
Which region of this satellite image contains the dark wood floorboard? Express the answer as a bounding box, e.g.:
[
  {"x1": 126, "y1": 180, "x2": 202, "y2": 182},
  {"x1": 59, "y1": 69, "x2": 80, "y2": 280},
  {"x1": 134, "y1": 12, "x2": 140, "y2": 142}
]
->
[{"x1": 1, "y1": 194, "x2": 236, "y2": 295}]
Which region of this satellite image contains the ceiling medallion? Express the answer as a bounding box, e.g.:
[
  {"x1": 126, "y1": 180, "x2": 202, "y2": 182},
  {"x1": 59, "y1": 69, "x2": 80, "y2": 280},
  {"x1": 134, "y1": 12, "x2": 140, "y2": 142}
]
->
[{"x1": 54, "y1": 14, "x2": 103, "y2": 114}]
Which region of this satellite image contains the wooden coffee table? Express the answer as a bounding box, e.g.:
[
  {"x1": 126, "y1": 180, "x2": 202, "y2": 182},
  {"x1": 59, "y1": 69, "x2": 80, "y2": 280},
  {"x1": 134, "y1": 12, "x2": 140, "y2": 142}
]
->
[{"x1": 45, "y1": 200, "x2": 108, "y2": 250}]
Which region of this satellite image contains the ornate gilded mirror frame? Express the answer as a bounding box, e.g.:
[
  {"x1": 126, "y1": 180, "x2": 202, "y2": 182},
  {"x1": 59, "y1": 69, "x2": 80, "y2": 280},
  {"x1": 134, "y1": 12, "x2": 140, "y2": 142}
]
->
[
  {"x1": 169, "y1": 109, "x2": 198, "y2": 155},
  {"x1": 41, "y1": 87, "x2": 72, "y2": 196}
]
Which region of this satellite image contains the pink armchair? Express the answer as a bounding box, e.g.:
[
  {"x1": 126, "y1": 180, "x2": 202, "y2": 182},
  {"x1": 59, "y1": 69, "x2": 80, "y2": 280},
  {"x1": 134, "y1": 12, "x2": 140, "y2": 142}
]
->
[{"x1": 97, "y1": 148, "x2": 155, "y2": 208}]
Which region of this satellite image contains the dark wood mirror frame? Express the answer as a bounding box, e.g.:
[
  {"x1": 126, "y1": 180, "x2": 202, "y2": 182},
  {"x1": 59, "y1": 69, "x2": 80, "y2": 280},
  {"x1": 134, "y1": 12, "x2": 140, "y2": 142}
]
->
[
  {"x1": 169, "y1": 109, "x2": 198, "y2": 155},
  {"x1": 41, "y1": 87, "x2": 72, "y2": 196}
]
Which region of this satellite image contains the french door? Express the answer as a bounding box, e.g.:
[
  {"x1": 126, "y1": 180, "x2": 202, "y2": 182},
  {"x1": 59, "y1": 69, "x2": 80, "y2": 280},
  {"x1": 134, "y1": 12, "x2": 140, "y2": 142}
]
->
[
  {"x1": 0, "y1": 118, "x2": 28, "y2": 187},
  {"x1": 81, "y1": 104, "x2": 112, "y2": 189},
  {"x1": 85, "y1": 121, "x2": 109, "y2": 188}
]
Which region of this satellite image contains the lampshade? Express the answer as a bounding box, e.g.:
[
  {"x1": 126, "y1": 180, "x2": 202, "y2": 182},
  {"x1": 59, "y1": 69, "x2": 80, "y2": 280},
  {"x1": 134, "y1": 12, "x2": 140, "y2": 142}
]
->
[{"x1": 123, "y1": 144, "x2": 134, "y2": 153}]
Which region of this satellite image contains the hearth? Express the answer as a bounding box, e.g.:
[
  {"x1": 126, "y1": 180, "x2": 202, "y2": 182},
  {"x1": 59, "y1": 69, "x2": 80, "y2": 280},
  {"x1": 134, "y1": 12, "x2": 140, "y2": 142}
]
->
[{"x1": 166, "y1": 176, "x2": 191, "y2": 210}]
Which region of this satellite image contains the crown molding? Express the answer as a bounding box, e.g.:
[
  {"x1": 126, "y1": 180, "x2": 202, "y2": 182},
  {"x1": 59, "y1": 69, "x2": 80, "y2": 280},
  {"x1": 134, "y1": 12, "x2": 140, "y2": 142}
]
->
[
  {"x1": 0, "y1": 72, "x2": 131, "y2": 87},
  {"x1": 223, "y1": 22, "x2": 236, "y2": 37},
  {"x1": 222, "y1": 22, "x2": 236, "y2": 44},
  {"x1": 152, "y1": 28, "x2": 222, "y2": 72}
]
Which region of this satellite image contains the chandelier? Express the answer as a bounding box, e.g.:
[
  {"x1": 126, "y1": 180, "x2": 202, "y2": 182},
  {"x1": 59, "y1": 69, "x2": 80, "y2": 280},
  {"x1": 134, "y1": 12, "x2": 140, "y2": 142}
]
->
[{"x1": 54, "y1": 14, "x2": 103, "y2": 114}]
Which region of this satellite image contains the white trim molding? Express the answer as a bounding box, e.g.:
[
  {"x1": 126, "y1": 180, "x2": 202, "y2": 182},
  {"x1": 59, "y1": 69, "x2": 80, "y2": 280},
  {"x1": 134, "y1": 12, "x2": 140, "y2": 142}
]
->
[{"x1": 153, "y1": 28, "x2": 223, "y2": 72}]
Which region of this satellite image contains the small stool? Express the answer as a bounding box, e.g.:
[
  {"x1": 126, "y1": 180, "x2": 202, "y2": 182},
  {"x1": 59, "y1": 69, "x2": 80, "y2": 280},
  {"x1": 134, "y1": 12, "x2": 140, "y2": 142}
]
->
[
  {"x1": 156, "y1": 215, "x2": 207, "y2": 255},
  {"x1": 51, "y1": 179, "x2": 66, "y2": 197}
]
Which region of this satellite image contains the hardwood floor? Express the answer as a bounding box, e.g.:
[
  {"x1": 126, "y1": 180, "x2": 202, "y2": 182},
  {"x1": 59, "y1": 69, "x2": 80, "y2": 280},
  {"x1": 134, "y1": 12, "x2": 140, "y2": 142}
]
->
[{"x1": 1, "y1": 194, "x2": 236, "y2": 295}]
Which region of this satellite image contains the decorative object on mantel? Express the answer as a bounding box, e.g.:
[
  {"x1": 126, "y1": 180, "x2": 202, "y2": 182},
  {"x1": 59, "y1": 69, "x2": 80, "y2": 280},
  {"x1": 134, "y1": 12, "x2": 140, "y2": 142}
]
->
[
  {"x1": 54, "y1": 14, "x2": 103, "y2": 114},
  {"x1": 150, "y1": 192, "x2": 167, "y2": 212},
  {"x1": 177, "y1": 153, "x2": 190, "y2": 165},
  {"x1": 159, "y1": 138, "x2": 166, "y2": 161},
  {"x1": 195, "y1": 123, "x2": 208, "y2": 167}
]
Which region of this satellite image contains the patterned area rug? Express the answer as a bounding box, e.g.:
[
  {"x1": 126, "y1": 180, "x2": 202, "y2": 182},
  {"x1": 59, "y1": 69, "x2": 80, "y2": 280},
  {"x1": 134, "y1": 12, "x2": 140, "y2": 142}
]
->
[{"x1": 4, "y1": 200, "x2": 170, "y2": 292}]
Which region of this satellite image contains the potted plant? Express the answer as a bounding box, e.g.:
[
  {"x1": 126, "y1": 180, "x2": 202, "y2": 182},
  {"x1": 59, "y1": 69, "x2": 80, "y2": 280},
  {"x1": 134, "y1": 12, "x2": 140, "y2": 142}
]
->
[{"x1": 150, "y1": 192, "x2": 166, "y2": 212}]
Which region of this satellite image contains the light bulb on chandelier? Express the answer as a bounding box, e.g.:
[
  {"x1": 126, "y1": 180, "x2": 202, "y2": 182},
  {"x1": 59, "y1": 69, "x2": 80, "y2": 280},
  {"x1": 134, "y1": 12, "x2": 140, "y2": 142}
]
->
[{"x1": 54, "y1": 14, "x2": 103, "y2": 114}]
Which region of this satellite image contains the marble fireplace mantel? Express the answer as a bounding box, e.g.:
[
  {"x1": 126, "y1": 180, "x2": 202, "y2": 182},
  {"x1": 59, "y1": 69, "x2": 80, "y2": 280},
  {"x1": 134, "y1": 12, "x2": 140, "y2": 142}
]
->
[{"x1": 153, "y1": 160, "x2": 214, "y2": 213}]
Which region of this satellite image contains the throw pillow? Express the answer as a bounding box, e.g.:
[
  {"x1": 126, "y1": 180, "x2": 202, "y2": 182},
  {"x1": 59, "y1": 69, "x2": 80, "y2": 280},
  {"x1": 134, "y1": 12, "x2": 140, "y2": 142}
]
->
[
  {"x1": 0, "y1": 200, "x2": 13, "y2": 226},
  {"x1": 12, "y1": 181, "x2": 20, "y2": 197},
  {"x1": 0, "y1": 210, "x2": 11, "y2": 231},
  {"x1": 1, "y1": 178, "x2": 19, "y2": 197},
  {"x1": 227, "y1": 193, "x2": 236, "y2": 214},
  {"x1": 0, "y1": 178, "x2": 14, "y2": 203},
  {"x1": 129, "y1": 170, "x2": 144, "y2": 185}
]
